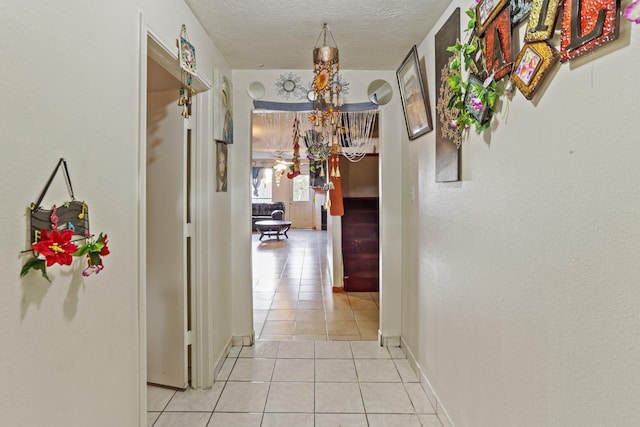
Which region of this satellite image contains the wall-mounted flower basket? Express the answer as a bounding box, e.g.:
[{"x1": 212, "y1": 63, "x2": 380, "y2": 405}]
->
[{"x1": 20, "y1": 158, "x2": 110, "y2": 281}]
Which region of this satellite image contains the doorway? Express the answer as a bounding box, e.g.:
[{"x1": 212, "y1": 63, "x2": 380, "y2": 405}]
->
[{"x1": 141, "y1": 32, "x2": 209, "y2": 392}]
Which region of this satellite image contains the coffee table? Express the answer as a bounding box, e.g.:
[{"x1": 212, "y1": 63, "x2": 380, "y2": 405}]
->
[{"x1": 255, "y1": 220, "x2": 292, "y2": 241}]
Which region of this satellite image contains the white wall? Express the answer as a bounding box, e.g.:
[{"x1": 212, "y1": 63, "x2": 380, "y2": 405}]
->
[
  {"x1": 0, "y1": 1, "x2": 233, "y2": 425},
  {"x1": 401, "y1": 3, "x2": 640, "y2": 426}
]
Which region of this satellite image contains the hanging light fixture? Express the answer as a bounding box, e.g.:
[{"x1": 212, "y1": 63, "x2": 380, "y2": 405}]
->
[{"x1": 310, "y1": 23, "x2": 341, "y2": 133}]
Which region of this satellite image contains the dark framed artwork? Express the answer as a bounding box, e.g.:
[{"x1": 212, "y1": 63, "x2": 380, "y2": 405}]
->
[
  {"x1": 476, "y1": 0, "x2": 509, "y2": 34},
  {"x1": 512, "y1": 41, "x2": 560, "y2": 99},
  {"x1": 396, "y1": 45, "x2": 433, "y2": 140},
  {"x1": 559, "y1": 0, "x2": 620, "y2": 62},
  {"x1": 434, "y1": 8, "x2": 461, "y2": 183},
  {"x1": 216, "y1": 141, "x2": 227, "y2": 192}
]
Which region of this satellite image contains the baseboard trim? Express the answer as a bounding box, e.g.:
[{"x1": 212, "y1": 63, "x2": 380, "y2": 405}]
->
[
  {"x1": 332, "y1": 286, "x2": 343, "y2": 293},
  {"x1": 212, "y1": 336, "x2": 235, "y2": 384},
  {"x1": 232, "y1": 331, "x2": 255, "y2": 347},
  {"x1": 401, "y1": 337, "x2": 455, "y2": 427}
]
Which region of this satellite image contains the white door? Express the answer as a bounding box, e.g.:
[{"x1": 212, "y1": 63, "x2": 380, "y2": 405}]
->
[
  {"x1": 146, "y1": 88, "x2": 189, "y2": 389},
  {"x1": 290, "y1": 167, "x2": 314, "y2": 228}
]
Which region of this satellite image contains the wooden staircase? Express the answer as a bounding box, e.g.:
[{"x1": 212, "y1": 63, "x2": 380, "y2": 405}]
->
[{"x1": 341, "y1": 197, "x2": 379, "y2": 292}]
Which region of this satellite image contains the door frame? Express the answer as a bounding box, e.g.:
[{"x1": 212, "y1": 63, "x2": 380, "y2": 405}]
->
[{"x1": 137, "y1": 13, "x2": 211, "y2": 425}]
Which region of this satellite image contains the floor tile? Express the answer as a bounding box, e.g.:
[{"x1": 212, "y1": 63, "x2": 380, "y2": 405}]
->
[
  {"x1": 296, "y1": 309, "x2": 326, "y2": 321},
  {"x1": 239, "y1": 341, "x2": 279, "y2": 358},
  {"x1": 353, "y1": 309, "x2": 379, "y2": 322},
  {"x1": 272, "y1": 359, "x2": 315, "y2": 382},
  {"x1": 315, "y1": 382, "x2": 364, "y2": 413},
  {"x1": 267, "y1": 309, "x2": 297, "y2": 321},
  {"x1": 265, "y1": 382, "x2": 315, "y2": 413},
  {"x1": 355, "y1": 359, "x2": 402, "y2": 382},
  {"x1": 367, "y1": 414, "x2": 422, "y2": 427},
  {"x1": 315, "y1": 341, "x2": 353, "y2": 359},
  {"x1": 228, "y1": 346, "x2": 241, "y2": 358},
  {"x1": 229, "y1": 358, "x2": 275, "y2": 382},
  {"x1": 315, "y1": 413, "x2": 368, "y2": 426},
  {"x1": 418, "y1": 414, "x2": 444, "y2": 427},
  {"x1": 294, "y1": 320, "x2": 327, "y2": 334},
  {"x1": 276, "y1": 340, "x2": 315, "y2": 358},
  {"x1": 324, "y1": 309, "x2": 355, "y2": 320},
  {"x1": 327, "y1": 320, "x2": 360, "y2": 335},
  {"x1": 153, "y1": 411, "x2": 211, "y2": 427},
  {"x1": 350, "y1": 341, "x2": 391, "y2": 359},
  {"x1": 293, "y1": 334, "x2": 327, "y2": 341},
  {"x1": 147, "y1": 385, "x2": 176, "y2": 411},
  {"x1": 270, "y1": 299, "x2": 299, "y2": 310},
  {"x1": 147, "y1": 412, "x2": 160, "y2": 427},
  {"x1": 165, "y1": 383, "x2": 224, "y2": 411},
  {"x1": 360, "y1": 383, "x2": 414, "y2": 414},
  {"x1": 315, "y1": 359, "x2": 357, "y2": 382},
  {"x1": 261, "y1": 320, "x2": 295, "y2": 335},
  {"x1": 207, "y1": 412, "x2": 262, "y2": 427},
  {"x1": 214, "y1": 382, "x2": 270, "y2": 412},
  {"x1": 404, "y1": 383, "x2": 436, "y2": 414},
  {"x1": 297, "y1": 300, "x2": 324, "y2": 310},
  {"x1": 388, "y1": 346, "x2": 406, "y2": 359},
  {"x1": 262, "y1": 413, "x2": 314, "y2": 427},
  {"x1": 394, "y1": 359, "x2": 419, "y2": 382},
  {"x1": 329, "y1": 334, "x2": 362, "y2": 341}
]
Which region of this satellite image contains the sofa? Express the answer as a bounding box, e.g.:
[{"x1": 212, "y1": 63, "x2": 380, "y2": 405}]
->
[{"x1": 252, "y1": 202, "x2": 285, "y2": 230}]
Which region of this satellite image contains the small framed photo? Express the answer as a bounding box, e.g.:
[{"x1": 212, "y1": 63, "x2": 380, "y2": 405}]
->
[
  {"x1": 476, "y1": 0, "x2": 509, "y2": 35},
  {"x1": 511, "y1": 41, "x2": 560, "y2": 100},
  {"x1": 179, "y1": 37, "x2": 196, "y2": 75},
  {"x1": 396, "y1": 45, "x2": 433, "y2": 140},
  {"x1": 463, "y1": 75, "x2": 489, "y2": 123}
]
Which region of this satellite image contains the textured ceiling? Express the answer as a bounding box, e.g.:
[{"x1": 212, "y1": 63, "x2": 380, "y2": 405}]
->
[{"x1": 185, "y1": 0, "x2": 453, "y2": 70}]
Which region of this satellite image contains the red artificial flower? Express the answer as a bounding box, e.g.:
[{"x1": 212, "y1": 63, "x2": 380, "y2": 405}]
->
[
  {"x1": 32, "y1": 229, "x2": 78, "y2": 267},
  {"x1": 99, "y1": 234, "x2": 110, "y2": 256}
]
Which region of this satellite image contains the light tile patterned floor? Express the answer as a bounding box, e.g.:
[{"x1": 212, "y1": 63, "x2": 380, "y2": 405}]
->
[
  {"x1": 252, "y1": 229, "x2": 380, "y2": 341},
  {"x1": 148, "y1": 341, "x2": 442, "y2": 427},
  {"x1": 148, "y1": 230, "x2": 443, "y2": 425}
]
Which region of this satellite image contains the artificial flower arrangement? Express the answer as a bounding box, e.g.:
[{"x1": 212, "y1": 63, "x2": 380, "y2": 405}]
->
[
  {"x1": 446, "y1": 7, "x2": 507, "y2": 136},
  {"x1": 626, "y1": 0, "x2": 640, "y2": 23},
  {"x1": 21, "y1": 228, "x2": 110, "y2": 282}
]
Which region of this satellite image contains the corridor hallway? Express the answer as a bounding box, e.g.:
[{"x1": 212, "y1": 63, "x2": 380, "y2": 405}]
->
[{"x1": 147, "y1": 230, "x2": 442, "y2": 426}]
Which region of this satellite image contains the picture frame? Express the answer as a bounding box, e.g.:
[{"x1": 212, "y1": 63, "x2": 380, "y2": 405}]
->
[
  {"x1": 464, "y1": 75, "x2": 490, "y2": 123},
  {"x1": 511, "y1": 41, "x2": 560, "y2": 100},
  {"x1": 216, "y1": 141, "x2": 228, "y2": 192},
  {"x1": 396, "y1": 45, "x2": 433, "y2": 140},
  {"x1": 179, "y1": 36, "x2": 196, "y2": 75},
  {"x1": 476, "y1": 0, "x2": 509, "y2": 35},
  {"x1": 213, "y1": 69, "x2": 234, "y2": 144}
]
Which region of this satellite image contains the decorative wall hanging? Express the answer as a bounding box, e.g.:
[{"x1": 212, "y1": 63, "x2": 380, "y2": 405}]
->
[
  {"x1": 476, "y1": 0, "x2": 509, "y2": 34},
  {"x1": 511, "y1": 0, "x2": 533, "y2": 25},
  {"x1": 511, "y1": 41, "x2": 559, "y2": 99},
  {"x1": 216, "y1": 142, "x2": 228, "y2": 192},
  {"x1": 559, "y1": 0, "x2": 620, "y2": 62},
  {"x1": 435, "y1": 8, "x2": 461, "y2": 182},
  {"x1": 213, "y1": 69, "x2": 233, "y2": 144},
  {"x1": 275, "y1": 72, "x2": 308, "y2": 100},
  {"x1": 178, "y1": 24, "x2": 196, "y2": 119},
  {"x1": 483, "y1": 6, "x2": 513, "y2": 81},
  {"x1": 396, "y1": 45, "x2": 433, "y2": 140},
  {"x1": 524, "y1": 0, "x2": 562, "y2": 42},
  {"x1": 20, "y1": 158, "x2": 110, "y2": 281},
  {"x1": 463, "y1": 75, "x2": 491, "y2": 123}
]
